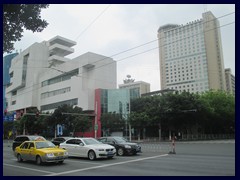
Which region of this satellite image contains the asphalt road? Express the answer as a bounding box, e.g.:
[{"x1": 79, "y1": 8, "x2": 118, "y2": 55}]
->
[{"x1": 3, "y1": 140, "x2": 235, "y2": 176}]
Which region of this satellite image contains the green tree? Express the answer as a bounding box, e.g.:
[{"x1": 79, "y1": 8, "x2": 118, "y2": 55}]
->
[
  {"x1": 72, "y1": 116, "x2": 92, "y2": 137},
  {"x1": 3, "y1": 121, "x2": 14, "y2": 139},
  {"x1": 200, "y1": 90, "x2": 235, "y2": 134},
  {"x1": 129, "y1": 111, "x2": 149, "y2": 140},
  {"x1": 130, "y1": 92, "x2": 203, "y2": 139},
  {"x1": 3, "y1": 4, "x2": 49, "y2": 53},
  {"x1": 46, "y1": 105, "x2": 95, "y2": 137},
  {"x1": 162, "y1": 92, "x2": 199, "y2": 137},
  {"x1": 46, "y1": 104, "x2": 75, "y2": 137},
  {"x1": 101, "y1": 112, "x2": 124, "y2": 136},
  {"x1": 13, "y1": 120, "x2": 21, "y2": 135},
  {"x1": 130, "y1": 90, "x2": 235, "y2": 139},
  {"x1": 17, "y1": 108, "x2": 48, "y2": 135}
]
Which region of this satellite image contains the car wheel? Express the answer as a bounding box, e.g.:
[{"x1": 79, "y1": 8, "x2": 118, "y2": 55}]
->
[
  {"x1": 17, "y1": 154, "x2": 23, "y2": 162},
  {"x1": 88, "y1": 150, "x2": 96, "y2": 160},
  {"x1": 117, "y1": 148, "x2": 124, "y2": 156},
  {"x1": 36, "y1": 156, "x2": 42, "y2": 165},
  {"x1": 132, "y1": 152, "x2": 137, "y2": 155}
]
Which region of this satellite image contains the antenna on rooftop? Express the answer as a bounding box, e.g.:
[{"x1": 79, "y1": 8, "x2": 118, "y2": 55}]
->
[{"x1": 123, "y1": 75, "x2": 135, "y2": 84}]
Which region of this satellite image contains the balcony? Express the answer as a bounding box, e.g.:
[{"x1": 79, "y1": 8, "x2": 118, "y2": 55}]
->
[
  {"x1": 48, "y1": 35, "x2": 76, "y2": 47},
  {"x1": 48, "y1": 55, "x2": 71, "y2": 64},
  {"x1": 49, "y1": 44, "x2": 74, "y2": 57}
]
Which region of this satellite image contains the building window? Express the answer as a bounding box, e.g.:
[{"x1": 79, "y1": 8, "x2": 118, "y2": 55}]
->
[
  {"x1": 41, "y1": 69, "x2": 79, "y2": 87},
  {"x1": 41, "y1": 98, "x2": 78, "y2": 111},
  {"x1": 12, "y1": 91, "x2": 17, "y2": 96},
  {"x1": 11, "y1": 100, "x2": 16, "y2": 105},
  {"x1": 22, "y1": 54, "x2": 29, "y2": 85},
  {"x1": 41, "y1": 87, "x2": 71, "y2": 99},
  {"x1": 10, "y1": 72, "x2": 13, "y2": 78}
]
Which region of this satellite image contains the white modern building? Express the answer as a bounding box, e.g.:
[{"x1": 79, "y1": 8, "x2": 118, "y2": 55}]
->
[
  {"x1": 158, "y1": 11, "x2": 226, "y2": 93},
  {"x1": 5, "y1": 36, "x2": 117, "y2": 117},
  {"x1": 119, "y1": 79, "x2": 150, "y2": 98}
]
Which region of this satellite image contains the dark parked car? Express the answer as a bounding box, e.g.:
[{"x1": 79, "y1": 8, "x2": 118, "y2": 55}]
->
[
  {"x1": 98, "y1": 136, "x2": 141, "y2": 156},
  {"x1": 51, "y1": 137, "x2": 72, "y2": 146},
  {"x1": 12, "y1": 135, "x2": 46, "y2": 151}
]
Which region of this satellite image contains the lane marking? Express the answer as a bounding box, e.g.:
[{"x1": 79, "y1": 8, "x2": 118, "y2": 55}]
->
[
  {"x1": 45, "y1": 154, "x2": 169, "y2": 176},
  {"x1": 8, "y1": 158, "x2": 102, "y2": 165},
  {"x1": 66, "y1": 159, "x2": 104, "y2": 165},
  {"x1": 3, "y1": 163, "x2": 55, "y2": 174}
]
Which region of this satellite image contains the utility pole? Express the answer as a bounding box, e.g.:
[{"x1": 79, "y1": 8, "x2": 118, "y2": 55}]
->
[
  {"x1": 54, "y1": 124, "x2": 57, "y2": 138},
  {"x1": 94, "y1": 101, "x2": 98, "y2": 138},
  {"x1": 159, "y1": 123, "x2": 161, "y2": 141},
  {"x1": 128, "y1": 100, "x2": 131, "y2": 142},
  {"x1": 127, "y1": 89, "x2": 131, "y2": 141},
  {"x1": 23, "y1": 108, "x2": 26, "y2": 135},
  {"x1": 23, "y1": 122, "x2": 26, "y2": 135}
]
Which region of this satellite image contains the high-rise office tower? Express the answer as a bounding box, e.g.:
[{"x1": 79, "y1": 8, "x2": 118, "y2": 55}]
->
[{"x1": 158, "y1": 11, "x2": 226, "y2": 93}]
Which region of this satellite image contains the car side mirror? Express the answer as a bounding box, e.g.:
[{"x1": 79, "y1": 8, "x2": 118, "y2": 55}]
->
[{"x1": 79, "y1": 142, "x2": 84, "y2": 146}]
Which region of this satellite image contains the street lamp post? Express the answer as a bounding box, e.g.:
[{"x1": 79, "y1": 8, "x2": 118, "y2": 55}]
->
[
  {"x1": 158, "y1": 123, "x2": 161, "y2": 141},
  {"x1": 23, "y1": 121, "x2": 26, "y2": 135},
  {"x1": 128, "y1": 101, "x2": 131, "y2": 142}
]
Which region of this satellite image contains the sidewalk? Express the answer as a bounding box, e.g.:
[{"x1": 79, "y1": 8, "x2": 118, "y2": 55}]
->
[
  {"x1": 3, "y1": 139, "x2": 13, "y2": 148},
  {"x1": 131, "y1": 138, "x2": 235, "y2": 144}
]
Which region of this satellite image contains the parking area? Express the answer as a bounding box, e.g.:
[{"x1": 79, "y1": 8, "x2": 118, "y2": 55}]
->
[{"x1": 3, "y1": 140, "x2": 235, "y2": 176}]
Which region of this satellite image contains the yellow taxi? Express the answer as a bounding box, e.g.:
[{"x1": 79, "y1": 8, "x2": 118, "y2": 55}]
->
[{"x1": 14, "y1": 140, "x2": 68, "y2": 165}]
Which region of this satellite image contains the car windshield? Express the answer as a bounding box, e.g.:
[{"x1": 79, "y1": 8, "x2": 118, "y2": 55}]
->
[
  {"x1": 30, "y1": 136, "x2": 46, "y2": 141},
  {"x1": 35, "y1": 141, "x2": 56, "y2": 149},
  {"x1": 114, "y1": 137, "x2": 128, "y2": 143},
  {"x1": 83, "y1": 138, "x2": 102, "y2": 145}
]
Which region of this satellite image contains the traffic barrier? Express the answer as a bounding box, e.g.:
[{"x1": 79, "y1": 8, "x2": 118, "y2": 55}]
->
[{"x1": 169, "y1": 138, "x2": 176, "y2": 154}]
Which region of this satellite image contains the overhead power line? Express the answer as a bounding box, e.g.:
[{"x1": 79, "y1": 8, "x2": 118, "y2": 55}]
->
[
  {"x1": 68, "y1": 11, "x2": 235, "y2": 76},
  {"x1": 7, "y1": 11, "x2": 235, "y2": 73},
  {"x1": 4, "y1": 20, "x2": 235, "y2": 101},
  {"x1": 75, "y1": 4, "x2": 111, "y2": 41},
  {"x1": 4, "y1": 20, "x2": 235, "y2": 99},
  {"x1": 6, "y1": 11, "x2": 235, "y2": 73}
]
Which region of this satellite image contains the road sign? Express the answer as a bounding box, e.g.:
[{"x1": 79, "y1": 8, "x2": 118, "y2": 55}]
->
[
  {"x1": 57, "y1": 124, "x2": 63, "y2": 136},
  {"x1": 3, "y1": 116, "x2": 8, "y2": 121},
  {"x1": 8, "y1": 115, "x2": 14, "y2": 121},
  {"x1": 3, "y1": 114, "x2": 14, "y2": 122}
]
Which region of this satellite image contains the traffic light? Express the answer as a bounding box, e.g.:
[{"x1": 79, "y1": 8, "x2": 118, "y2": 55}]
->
[
  {"x1": 126, "y1": 103, "x2": 129, "y2": 112},
  {"x1": 35, "y1": 111, "x2": 40, "y2": 118},
  {"x1": 4, "y1": 109, "x2": 7, "y2": 116}
]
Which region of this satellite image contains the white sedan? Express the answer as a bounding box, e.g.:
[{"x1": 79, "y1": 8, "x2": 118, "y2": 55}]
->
[{"x1": 59, "y1": 137, "x2": 116, "y2": 160}]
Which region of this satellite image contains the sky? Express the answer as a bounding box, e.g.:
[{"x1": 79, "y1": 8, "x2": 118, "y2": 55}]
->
[{"x1": 12, "y1": 4, "x2": 235, "y2": 91}]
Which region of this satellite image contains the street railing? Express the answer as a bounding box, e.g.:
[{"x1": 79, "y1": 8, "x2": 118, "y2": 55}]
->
[{"x1": 131, "y1": 134, "x2": 235, "y2": 142}]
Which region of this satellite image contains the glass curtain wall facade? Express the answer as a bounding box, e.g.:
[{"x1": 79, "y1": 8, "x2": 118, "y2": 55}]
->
[
  {"x1": 96, "y1": 85, "x2": 145, "y2": 138},
  {"x1": 3, "y1": 53, "x2": 18, "y2": 112},
  {"x1": 100, "y1": 89, "x2": 130, "y2": 118}
]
